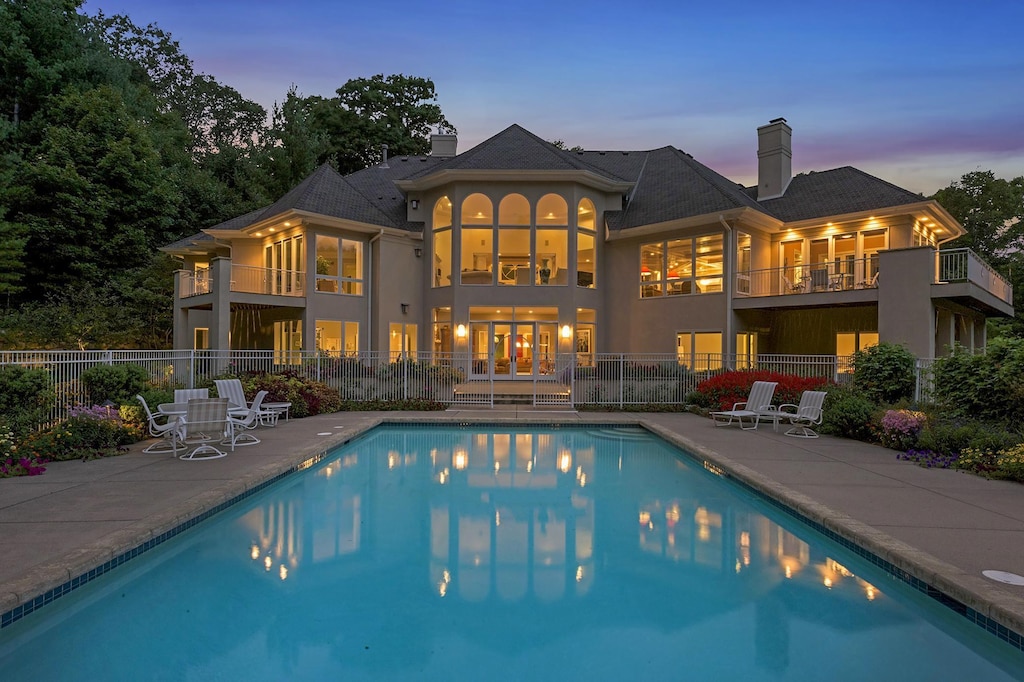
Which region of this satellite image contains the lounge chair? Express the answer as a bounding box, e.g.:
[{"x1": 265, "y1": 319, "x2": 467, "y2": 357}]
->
[
  {"x1": 137, "y1": 394, "x2": 184, "y2": 454},
  {"x1": 179, "y1": 398, "x2": 232, "y2": 460},
  {"x1": 710, "y1": 381, "x2": 778, "y2": 430},
  {"x1": 774, "y1": 390, "x2": 828, "y2": 438}
]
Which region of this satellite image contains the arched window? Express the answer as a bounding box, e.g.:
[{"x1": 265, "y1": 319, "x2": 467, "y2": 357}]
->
[
  {"x1": 498, "y1": 194, "x2": 531, "y2": 225},
  {"x1": 577, "y1": 198, "x2": 596, "y2": 230},
  {"x1": 433, "y1": 196, "x2": 452, "y2": 229},
  {"x1": 462, "y1": 193, "x2": 493, "y2": 225},
  {"x1": 537, "y1": 194, "x2": 568, "y2": 225}
]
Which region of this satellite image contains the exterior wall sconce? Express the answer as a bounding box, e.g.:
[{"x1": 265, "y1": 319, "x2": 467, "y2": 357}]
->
[
  {"x1": 414, "y1": 247, "x2": 422, "y2": 257},
  {"x1": 401, "y1": 303, "x2": 409, "y2": 314},
  {"x1": 561, "y1": 324, "x2": 572, "y2": 339},
  {"x1": 456, "y1": 324, "x2": 467, "y2": 339},
  {"x1": 410, "y1": 199, "x2": 420, "y2": 209}
]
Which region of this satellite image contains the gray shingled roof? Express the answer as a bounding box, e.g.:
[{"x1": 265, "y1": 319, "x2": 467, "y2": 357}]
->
[
  {"x1": 600, "y1": 147, "x2": 766, "y2": 230},
  {"x1": 750, "y1": 167, "x2": 926, "y2": 222},
  {"x1": 404, "y1": 124, "x2": 630, "y2": 181}
]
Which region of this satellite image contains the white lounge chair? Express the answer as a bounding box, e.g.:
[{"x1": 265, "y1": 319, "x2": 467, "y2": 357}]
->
[
  {"x1": 137, "y1": 394, "x2": 184, "y2": 454},
  {"x1": 710, "y1": 381, "x2": 778, "y2": 430},
  {"x1": 775, "y1": 390, "x2": 828, "y2": 438},
  {"x1": 179, "y1": 398, "x2": 232, "y2": 460}
]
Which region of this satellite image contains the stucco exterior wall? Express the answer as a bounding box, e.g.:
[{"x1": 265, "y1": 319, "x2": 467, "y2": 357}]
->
[{"x1": 878, "y1": 247, "x2": 936, "y2": 358}]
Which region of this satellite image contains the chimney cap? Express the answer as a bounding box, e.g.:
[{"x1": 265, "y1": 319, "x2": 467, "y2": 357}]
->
[{"x1": 769, "y1": 117, "x2": 787, "y2": 124}]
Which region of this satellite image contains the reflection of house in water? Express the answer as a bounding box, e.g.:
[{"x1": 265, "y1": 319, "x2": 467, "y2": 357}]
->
[{"x1": 234, "y1": 428, "x2": 905, "y2": 671}]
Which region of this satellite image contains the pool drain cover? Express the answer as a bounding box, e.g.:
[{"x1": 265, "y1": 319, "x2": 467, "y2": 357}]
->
[{"x1": 982, "y1": 570, "x2": 1024, "y2": 585}]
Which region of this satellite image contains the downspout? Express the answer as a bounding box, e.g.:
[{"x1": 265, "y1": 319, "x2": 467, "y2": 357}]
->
[
  {"x1": 369, "y1": 229, "x2": 384, "y2": 352},
  {"x1": 718, "y1": 215, "x2": 734, "y2": 368}
]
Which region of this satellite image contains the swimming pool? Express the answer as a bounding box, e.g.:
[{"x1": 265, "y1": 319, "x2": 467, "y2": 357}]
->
[{"x1": 1, "y1": 424, "x2": 1021, "y2": 680}]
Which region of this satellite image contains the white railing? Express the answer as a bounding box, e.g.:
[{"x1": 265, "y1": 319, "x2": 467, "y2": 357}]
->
[
  {"x1": 738, "y1": 257, "x2": 878, "y2": 297},
  {"x1": 179, "y1": 271, "x2": 211, "y2": 298},
  {"x1": 231, "y1": 265, "x2": 305, "y2": 296},
  {"x1": 2, "y1": 349, "x2": 913, "y2": 426},
  {"x1": 936, "y1": 248, "x2": 1013, "y2": 305}
]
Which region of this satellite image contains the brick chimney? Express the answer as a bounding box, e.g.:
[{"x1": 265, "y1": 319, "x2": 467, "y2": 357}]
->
[
  {"x1": 757, "y1": 118, "x2": 792, "y2": 200},
  {"x1": 430, "y1": 133, "x2": 457, "y2": 158}
]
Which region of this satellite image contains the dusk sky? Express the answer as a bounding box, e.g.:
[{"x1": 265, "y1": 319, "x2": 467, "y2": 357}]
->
[{"x1": 84, "y1": 0, "x2": 1024, "y2": 194}]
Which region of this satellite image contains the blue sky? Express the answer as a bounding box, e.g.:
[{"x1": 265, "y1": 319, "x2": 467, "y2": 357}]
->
[{"x1": 85, "y1": 0, "x2": 1024, "y2": 194}]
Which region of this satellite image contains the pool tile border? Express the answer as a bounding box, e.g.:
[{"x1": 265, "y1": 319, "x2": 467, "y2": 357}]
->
[{"x1": 3, "y1": 417, "x2": 1023, "y2": 656}]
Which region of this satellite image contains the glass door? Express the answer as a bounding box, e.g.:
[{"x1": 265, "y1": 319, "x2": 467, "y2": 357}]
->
[
  {"x1": 512, "y1": 324, "x2": 534, "y2": 377},
  {"x1": 493, "y1": 324, "x2": 512, "y2": 378}
]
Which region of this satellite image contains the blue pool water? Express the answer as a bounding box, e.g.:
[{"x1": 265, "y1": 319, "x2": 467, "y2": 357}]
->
[{"x1": 1, "y1": 425, "x2": 1022, "y2": 680}]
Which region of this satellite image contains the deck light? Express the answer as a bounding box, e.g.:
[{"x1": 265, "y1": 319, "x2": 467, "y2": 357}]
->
[
  {"x1": 561, "y1": 325, "x2": 572, "y2": 339},
  {"x1": 456, "y1": 324, "x2": 467, "y2": 339}
]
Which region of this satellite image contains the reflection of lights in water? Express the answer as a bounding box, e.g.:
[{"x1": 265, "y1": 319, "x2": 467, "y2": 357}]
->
[
  {"x1": 388, "y1": 452, "x2": 398, "y2": 470},
  {"x1": 526, "y1": 460, "x2": 533, "y2": 473},
  {"x1": 638, "y1": 511, "x2": 650, "y2": 526},
  {"x1": 438, "y1": 569, "x2": 451, "y2": 597},
  {"x1": 264, "y1": 556, "x2": 273, "y2": 571},
  {"x1": 667, "y1": 533, "x2": 675, "y2": 547},
  {"x1": 735, "y1": 560, "x2": 742, "y2": 574},
  {"x1": 473, "y1": 556, "x2": 481, "y2": 566},
  {"x1": 495, "y1": 511, "x2": 501, "y2": 526},
  {"x1": 279, "y1": 565, "x2": 288, "y2": 581},
  {"x1": 494, "y1": 460, "x2": 501, "y2": 473},
  {"x1": 559, "y1": 452, "x2": 572, "y2": 473},
  {"x1": 579, "y1": 473, "x2": 586, "y2": 487},
  {"x1": 740, "y1": 531, "x2": 750, "y2": 547},
  {"x1": 438, "y1": 468, "x2": 448, "y2": 484},
  {"x1": 665, "y1": 505, "x2": 680, "y2": 527},
  {"x1": 866, "y1": 586, "x2": 876, "y2": 601},
  {"x1": 251, "y1": 544, "x2": 260, "y2": 561},
  {"x1": 785, "y1": 565, "x2": 792, "y2": 579},
  {"x1": 454, "y1": 450, "x2": 467, "y2": 470},
  {"x1": 824, "y1": 577, "x2": 833, "y2": 589},
  {"x1": 576, "y1": 566, "x2": 584, "y2": 582},
  {"x1": 698, "y1": 525, "x2": 710, "y2": 541}
]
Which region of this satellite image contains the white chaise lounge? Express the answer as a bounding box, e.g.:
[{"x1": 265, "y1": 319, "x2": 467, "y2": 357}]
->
[{"x1": 710, "y1": 381, "x2": 778, "y2": 430}]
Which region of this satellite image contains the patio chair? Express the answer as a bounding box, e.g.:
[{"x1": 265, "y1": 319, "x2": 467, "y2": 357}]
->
[
  {"x1": 226, "y1": 390, "x2": 269, "y2": 447},
  {"x1": 179, "y1": 398, "x2": 232, "y2": 460},
  {"x1": 214, "y1": 378, "x2": 251, "y2": 413},
  {"x1": 710, "y1": 381, "x2": 778, "y2": 430},
  {"x1": 136, "y1": 394, "x2": 185, "y2": 455},
  {"x1": 174, "y1": 388, "x2": 209, "y2": 403},
  {"x1": 857, "y1": 271, "x2": 880, "y2": 289},
  {"x1": 774, "y1": 390, "x2": 828, "y2": 438}
]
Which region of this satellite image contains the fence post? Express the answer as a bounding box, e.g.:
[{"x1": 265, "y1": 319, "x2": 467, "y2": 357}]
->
[{"x1": 618, "y1": 354, "x2": 625, "y2": 409}]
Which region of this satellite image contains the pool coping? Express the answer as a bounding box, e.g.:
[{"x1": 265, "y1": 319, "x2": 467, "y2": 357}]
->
[{"x1": 2, "y1": 414, "x2": 1024, "y2": 654}]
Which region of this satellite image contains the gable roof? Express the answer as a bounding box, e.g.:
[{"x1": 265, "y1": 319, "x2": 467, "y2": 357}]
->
[{"x1": 749, "y1": 166, "x2": 926, "y2": 222}]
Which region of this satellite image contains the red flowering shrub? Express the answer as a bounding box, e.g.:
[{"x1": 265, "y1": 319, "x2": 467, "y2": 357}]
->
[{"x1": 694, "y1": 371, "x2": 830, "y2": 411}]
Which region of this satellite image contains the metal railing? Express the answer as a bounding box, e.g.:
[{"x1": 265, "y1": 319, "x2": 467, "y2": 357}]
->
[
  {"x1": 2, "y1": 349, "x2": 922, "y2": 426},
  {"x1": 936, "y1": 248, "x2": 1013, "y2": 305},
  {"x1": 231, "y1": 265, "x2": 305, "y2": 296},
  {"x1": 179, "y1": 271, "x2": 211, "y2": 298},
  {"x1": 738, "y1": 257, "x2": 878, "y2": 297}
]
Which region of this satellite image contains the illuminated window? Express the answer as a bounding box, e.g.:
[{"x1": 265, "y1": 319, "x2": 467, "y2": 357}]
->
[
  {"x1": 433, "y1": 197, "x2": 452, "y2": 288},
  {"x1": 389, "y1": 323, "x2": 418, "y2": 357},
  {"x1": 462, "y1": 193, "x2": 493, "y2": 225},
  {"x1": 677, "y1": 332, "x2": 722, "y2": 371},
  {"x1": 537, "y1": 194, "x2": 568, "y2": 225},
  {"x1": 315, "y1": 235, "x2": 363, "y2": 295},
  {"x1": 498, "y1": 194, "x2": 530, "y2": 225},
  {"x1": 836, "y1": 331, "x2": 878, "y2": 357},
  {"x1": 641, "y1": 235, "x2": 723, "y2": 297},
  {"x1": 315, "y1": 320, "x2": 358, "y2": 355}
]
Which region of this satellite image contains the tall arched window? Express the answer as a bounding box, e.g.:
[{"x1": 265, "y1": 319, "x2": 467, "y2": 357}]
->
[
  {"x1": 461, "y1": 194, "x2": 494, "y2": 284},
  {"x1": 432, "y1": 197, "x2": 452, "y2": 288},
  {"x1": 499, "y1": 194, "x2": 531, "y2": 225},
  {"x1": 577, "y1": 198, "x2": 596, "y2": 288}
]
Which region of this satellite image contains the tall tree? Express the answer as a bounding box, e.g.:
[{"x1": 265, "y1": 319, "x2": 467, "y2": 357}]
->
[
  {"x1": 932, "y1": 171, "x2": 1024, "y2": 262},
  {"x1": 309, "y1": 74, "x2": 455, "y2": 174},
  {"x1": 0, "y1": 208, "x2": 28, "y2": 300}
]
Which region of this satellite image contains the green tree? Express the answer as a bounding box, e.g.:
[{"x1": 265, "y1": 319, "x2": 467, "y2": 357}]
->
[
  {"x1": 264, "y1": 85, "x2": 331, "y2": 196},
  {"x1": 309, "y1": 74, "x2": 455, "y2": 174},
  {"x1": 932, "y1": 171, "x2": 1024, "y2": 262},
  {"x1": 0, "y1": 208, "x2": 28, "y2": 299}
]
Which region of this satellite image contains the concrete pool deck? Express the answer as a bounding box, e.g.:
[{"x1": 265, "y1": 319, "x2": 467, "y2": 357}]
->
[{"x1": 2, "y1": 408, "x2": 1023, "y2": 639}]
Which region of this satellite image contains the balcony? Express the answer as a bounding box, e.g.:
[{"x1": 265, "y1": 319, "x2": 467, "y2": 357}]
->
[
  {"x1": 937, "y1": 248, "x2": 1013, "y2": 306},
  {"x1": 736, "y1": 256, "x2": 879, "y2": 298},
  {"x1": 179, "y1": 265, "x2": 305, "y2": 299}
]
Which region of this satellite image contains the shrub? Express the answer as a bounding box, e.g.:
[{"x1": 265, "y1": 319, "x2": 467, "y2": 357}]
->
[
  {"x1": 20, "y1": 405, "x2": 140, "y2": 462},
  {"x1": 915, "y1": 419, "x2": 1020, "y2": 460},
  {"x1": 0, "y1": 426, "x2": 46, "y2": 477},
  {"x1": 118, "y1": 388, "x2": 175, "y2": 428},
  {"x1": 0, "y1": 365, "x2": 55, "y2": 438},
  {"x1": 931, "y1": 338, "x2": 1024, "y2": 426},
  {"x1": 819, "y1": 385, "x2": 876, "y2": 440},
  {"x1": 852, "y1": 342, "x2": 916, "y2": 405},
  {"x1": 878, "y1": 409, "x2": 927, "y2": 451},
  {"x1": 994, "y1": 443, "x2": 1024, "y2": 481},
  {"x1": 224, "y1": 371, "x2": 343, "y2": 418},
  {"x1": 80, "y1": 364, "x2": 151, "y2": 404},
  {"x1": 693, "y1": 370, "x2": 829, "y2": 412}
]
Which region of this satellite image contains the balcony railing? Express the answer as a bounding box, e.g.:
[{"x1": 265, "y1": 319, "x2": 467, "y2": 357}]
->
[
  {"x1": 231, "y1": 265, "x2": 304, "y2": 296},
  {"x1": 737, "y1": 257, "x2": 879, "y2": 298},
  {"x1": 937, "y1": 248, "x2": 1013, "y2": 305},
  {"x1": 179, "y1": 266, "x2": 306, "y2": 298}
]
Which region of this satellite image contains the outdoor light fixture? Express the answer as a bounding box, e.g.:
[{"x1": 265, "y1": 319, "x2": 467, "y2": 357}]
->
[
  {"x1": 456, "y1": 324, "x2": 467, "y2": 339},
  {"x1": 561, "y1": 324, "x2": 572, "y2": 339},
  {"x1": 414, "y1": 247, "x2": 423, "y2": 257},
  {"x1": 411, "y1": 199, "x2": 420, "y2": 209},
  {"x1": 401, "y1": 303, "x2": 409, "y2": 314}
]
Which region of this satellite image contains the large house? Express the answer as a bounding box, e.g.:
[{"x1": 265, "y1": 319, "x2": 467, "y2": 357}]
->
[{"x1": 163, "y1": 119, "x2": 1014, "y2": 380}]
